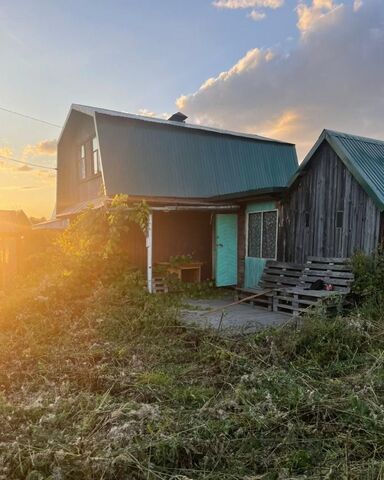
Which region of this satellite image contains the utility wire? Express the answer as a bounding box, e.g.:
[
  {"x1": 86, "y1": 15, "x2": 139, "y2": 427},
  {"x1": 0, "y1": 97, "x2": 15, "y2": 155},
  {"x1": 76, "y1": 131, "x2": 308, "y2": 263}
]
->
[
  {"x1": 0, "y1": 106, "x2": 60, "y2": 170},
  {"x1": 0, "y1": 154, "x2": 57, "y2": 171},
  {"x1": 0, "y1": 106, "x2": 61, "y2": 128}
]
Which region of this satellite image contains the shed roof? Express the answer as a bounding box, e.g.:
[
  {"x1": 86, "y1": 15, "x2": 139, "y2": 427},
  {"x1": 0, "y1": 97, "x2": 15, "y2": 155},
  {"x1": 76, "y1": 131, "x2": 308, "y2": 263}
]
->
[
  {"x1": 290, "y1": 129, "x2": 384, "y2": 210},
  {"x1": 67, "y1": 104, "x2": 298, "y2": 200}
]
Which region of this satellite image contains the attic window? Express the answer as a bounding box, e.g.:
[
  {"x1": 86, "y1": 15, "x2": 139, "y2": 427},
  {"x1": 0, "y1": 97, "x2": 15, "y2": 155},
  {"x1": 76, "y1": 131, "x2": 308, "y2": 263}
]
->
[
  {"x1": 92, "y1": 137, "x2": 100, "y2": 175},
  {"x1": 336, "y1": 210, "x2": 344, "y2": 229},
  {"x1": 79, "y1": 144, "x2": 86, "y2": 179}
]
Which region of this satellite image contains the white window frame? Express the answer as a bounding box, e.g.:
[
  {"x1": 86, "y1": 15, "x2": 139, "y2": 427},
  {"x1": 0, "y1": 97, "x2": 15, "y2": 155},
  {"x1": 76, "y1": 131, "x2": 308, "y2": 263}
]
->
[
  {"x1": 79, "y1": 143, "x2": 86, "y2": 180},
  {"x1": 245, "y1": 209, "x2": 278, "y2": 260},
  {"x1": 92, "y1": 136, "x2": 100, "y2": 175}
]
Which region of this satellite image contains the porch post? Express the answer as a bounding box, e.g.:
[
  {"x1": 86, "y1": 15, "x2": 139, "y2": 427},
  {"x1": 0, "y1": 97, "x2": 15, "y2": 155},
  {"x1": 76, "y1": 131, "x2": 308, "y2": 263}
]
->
[{"x1": 146, "y1": 211, "x2": 153, "y2": 293}]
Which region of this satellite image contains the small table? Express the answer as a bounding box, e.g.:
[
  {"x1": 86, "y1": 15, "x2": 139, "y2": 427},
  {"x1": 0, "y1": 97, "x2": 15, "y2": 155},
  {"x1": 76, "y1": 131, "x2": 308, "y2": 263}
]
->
[{"x1": 158, "y1": 262, "x2": 203, "y2": 283}]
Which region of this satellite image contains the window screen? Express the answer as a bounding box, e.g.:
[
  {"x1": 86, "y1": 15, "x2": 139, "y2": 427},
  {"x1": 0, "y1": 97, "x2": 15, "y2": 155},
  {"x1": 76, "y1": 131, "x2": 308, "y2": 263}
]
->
[
  {"x1": 247, "y1": 210, "x2": 277, "y2": 259},
  {"x1": 262, "y1": 210, "x2": 277, "y2": 259},
  {"x1": 248, "y1": 212, "x2": 262, "y2": 258}
]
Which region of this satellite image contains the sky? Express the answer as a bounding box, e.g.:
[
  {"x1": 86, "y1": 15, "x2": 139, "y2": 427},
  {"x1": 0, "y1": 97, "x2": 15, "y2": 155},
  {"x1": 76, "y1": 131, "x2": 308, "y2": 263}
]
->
[{"x1": 0, "y1": 0, "x2": 383, "y2": 218}]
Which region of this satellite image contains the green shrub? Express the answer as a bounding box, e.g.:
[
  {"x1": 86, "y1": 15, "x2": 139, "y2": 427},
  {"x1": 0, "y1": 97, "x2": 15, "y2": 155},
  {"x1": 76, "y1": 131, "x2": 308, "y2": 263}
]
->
[{"x1": 352, "y1": 248, "x2": 384, "y2": 301}]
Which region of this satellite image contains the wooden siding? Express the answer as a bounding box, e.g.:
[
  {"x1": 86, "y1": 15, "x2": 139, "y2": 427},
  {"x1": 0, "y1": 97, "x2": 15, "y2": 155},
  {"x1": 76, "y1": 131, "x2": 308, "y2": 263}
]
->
[
  {"x1": 278, "y1": 141, "x2": 381, "y2": 263},
  {"x1": 153, "y1": 211, "x2": 213, "y2": 280},
  {"x1": 57, "y1": 111, "x2": 104, "y2": 214}
]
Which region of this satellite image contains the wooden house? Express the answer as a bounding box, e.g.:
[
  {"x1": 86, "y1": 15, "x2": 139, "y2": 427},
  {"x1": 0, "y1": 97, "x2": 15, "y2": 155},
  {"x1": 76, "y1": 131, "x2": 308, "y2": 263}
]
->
[
  {"x1": 55, "y1": 104, "x2": 298, "y2": 290},
  {"x1": 277, "y1": 129, "x2": 384, "y2": 264}
]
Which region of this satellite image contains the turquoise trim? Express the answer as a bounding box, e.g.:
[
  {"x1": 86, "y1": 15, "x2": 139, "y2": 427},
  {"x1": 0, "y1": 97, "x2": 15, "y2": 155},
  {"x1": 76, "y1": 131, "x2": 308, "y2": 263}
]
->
[
  {"x1": 215, "y1": 214, "x2": 238, "y2": 287},
  {"x1": 245, "y1": 201, "x2": 276, "y2": 214},
  {"x1": 244, "y1": 201, "x2": 276, "y2": 288}
]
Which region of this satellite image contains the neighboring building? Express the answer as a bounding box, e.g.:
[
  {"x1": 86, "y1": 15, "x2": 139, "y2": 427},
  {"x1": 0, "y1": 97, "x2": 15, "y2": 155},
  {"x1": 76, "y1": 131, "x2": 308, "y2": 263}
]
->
[
  {"x1": 55, "y1": 104, "x2": 298, "y2": 289},
  {"x1": 278, "y1": 130, "x2": 384, "y2": 264},
  {"x1": 0, "y1": 210, "x2": 31, "y2": 288}
]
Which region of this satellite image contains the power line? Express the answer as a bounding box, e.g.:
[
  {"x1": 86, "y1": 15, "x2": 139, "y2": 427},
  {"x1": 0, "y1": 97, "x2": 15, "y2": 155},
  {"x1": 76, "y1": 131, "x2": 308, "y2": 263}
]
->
[
  {"x1": 0, "y1": 154, "x2": 57, "y2": 171},
  {"x1": 0, "y1": 106, "x2": 61, "y2": 128}
]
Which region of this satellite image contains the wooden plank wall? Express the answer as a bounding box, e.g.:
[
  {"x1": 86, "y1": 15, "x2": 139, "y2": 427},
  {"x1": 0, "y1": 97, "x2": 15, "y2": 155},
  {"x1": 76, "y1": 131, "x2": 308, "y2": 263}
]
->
[
  {"x1": 57, "y1": 111, "x2": 104, "y2": 214},
  {"x1": 278, "y1": 141, "x2": 381, "y2": 263},
  {"x1": 153, "y1": 211, "x2": 213, "y2": 280}
]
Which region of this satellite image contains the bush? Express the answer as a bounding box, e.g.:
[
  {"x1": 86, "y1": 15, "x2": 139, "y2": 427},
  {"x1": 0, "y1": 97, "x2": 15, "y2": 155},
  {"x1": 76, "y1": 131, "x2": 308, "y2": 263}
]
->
[{"x1": 352, "y1": 248, "x2": 384, "y2": 301}]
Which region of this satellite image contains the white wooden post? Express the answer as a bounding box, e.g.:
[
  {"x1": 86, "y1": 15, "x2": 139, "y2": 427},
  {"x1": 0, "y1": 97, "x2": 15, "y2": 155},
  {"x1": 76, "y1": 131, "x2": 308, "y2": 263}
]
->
[{"x1": 146, "y1": 211, "x2": 153, "y2": 293}]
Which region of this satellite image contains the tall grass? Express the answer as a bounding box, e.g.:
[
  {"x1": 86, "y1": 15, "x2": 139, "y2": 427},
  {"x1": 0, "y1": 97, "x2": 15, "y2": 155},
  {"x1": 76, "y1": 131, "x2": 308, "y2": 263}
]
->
[{"x1": 1, "y1": 221, "x2": 384, "y2": 479}]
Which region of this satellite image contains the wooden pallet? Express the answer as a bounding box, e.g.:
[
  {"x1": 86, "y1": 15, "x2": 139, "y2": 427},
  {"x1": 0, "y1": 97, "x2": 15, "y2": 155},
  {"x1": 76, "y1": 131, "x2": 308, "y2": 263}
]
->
[
  {"x1": 236, "y1": 260, "x2": 304, "y2": 310},
  {"x1": 273, "y1": 257, "x2": 354, "y2": 316},
  {"x1": 152, "y1": 277, "x2": 169, "y2": 294}
]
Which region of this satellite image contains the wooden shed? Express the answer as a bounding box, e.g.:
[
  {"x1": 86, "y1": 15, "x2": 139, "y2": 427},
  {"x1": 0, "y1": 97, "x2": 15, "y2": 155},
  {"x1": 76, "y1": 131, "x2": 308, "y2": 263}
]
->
[{"x1": 278, "y1": 129, "x2": 384, "y2": 264}]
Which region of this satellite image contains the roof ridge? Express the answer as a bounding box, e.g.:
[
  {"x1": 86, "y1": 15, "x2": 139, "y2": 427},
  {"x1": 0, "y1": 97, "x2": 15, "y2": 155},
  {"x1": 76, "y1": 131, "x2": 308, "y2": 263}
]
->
[
  {"x1": 325, "y1": 129, "x2": 384, "y2": 145},
  {"x1": 71, "y1": 103, "x2": 295, "y2": 146}
]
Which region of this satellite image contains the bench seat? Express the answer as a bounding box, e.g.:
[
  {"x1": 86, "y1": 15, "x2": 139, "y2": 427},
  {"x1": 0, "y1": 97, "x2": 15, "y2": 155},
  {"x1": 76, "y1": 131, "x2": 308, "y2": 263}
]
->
[{"x1": 273, "y1": 257, "x2": 354, "y2": 316}]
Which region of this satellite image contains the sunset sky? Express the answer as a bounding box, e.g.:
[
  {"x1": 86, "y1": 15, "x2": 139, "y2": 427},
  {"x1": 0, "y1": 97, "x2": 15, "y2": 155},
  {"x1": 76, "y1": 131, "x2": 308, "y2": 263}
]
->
[{"x1": 0, "y1": 0, "x2": 383, "y2": 218}]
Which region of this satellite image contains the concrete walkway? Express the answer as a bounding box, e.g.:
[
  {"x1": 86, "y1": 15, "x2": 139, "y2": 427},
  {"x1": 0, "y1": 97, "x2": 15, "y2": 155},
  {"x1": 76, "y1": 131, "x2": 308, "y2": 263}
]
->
[{"x1": 181, "y1": 298, "x2": 292, "y2": 334}]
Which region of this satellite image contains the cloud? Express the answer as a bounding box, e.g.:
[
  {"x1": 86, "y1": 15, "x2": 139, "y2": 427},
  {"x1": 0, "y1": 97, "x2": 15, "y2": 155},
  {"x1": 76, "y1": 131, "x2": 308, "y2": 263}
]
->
[
  {"x1": 0, "y1": 185, "x2": 43, "y2": 191},
  {"x1": 297, "y1": 0, "x2": 342, "y2": 34},
  {"x1": 258, "y1": 110, "x2": 302, "y2": 138},
  {"x1": 0, "y1": 143, "x2": 56, "y2": 183},
  {"x1": 0, "y1": 147, "x2": 13, "y2": 159},
  {"x1": 17, "y1": 164, "x2": 34, "y2": 172},
  {"x1": 137, "y1": 108, "x2": 170, "y2": 119},
  {"x1": 353, "y1": 0, "x2": 363, "y2": 11},
  {"x1": 177, "y1": 48, "x2": 274, "y2": 111},
  {"x1": 248, "y1": 10, "x2": 267, "y2": 20},
  {"x1": 22, "y1": 139, "x2": 57, "y2": 159},
  {"x1": 212, "y1": 0, "x2": 283, "y2": 21},
  {"x1": 213, "y1": 0, "x2": 283, "y2": 9},
  {"x1": 176, "y1": 0, "x2": 384, "y2": 159}
]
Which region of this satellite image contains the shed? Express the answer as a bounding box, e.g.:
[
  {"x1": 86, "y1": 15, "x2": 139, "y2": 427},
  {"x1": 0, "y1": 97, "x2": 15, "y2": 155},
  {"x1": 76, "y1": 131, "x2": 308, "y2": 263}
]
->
[{"x1": 278, "y1": 129, "x2": 384, "y2": 264}]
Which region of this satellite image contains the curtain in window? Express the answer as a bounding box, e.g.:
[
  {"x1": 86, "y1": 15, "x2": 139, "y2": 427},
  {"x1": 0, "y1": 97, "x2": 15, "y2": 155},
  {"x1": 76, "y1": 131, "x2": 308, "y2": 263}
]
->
[{"x1": 247, "y1": 210, "x2": 277, "y2": 259}]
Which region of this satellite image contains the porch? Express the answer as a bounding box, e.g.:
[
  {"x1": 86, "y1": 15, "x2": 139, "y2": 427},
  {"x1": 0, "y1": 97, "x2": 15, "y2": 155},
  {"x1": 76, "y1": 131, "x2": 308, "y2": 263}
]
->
[{"x1": 182, "y1": 297, "x2": 291, "y2": 335}]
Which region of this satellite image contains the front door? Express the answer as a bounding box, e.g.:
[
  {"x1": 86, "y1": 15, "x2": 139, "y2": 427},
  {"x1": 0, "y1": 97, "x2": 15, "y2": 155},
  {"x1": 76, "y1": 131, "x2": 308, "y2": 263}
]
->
[{"x1": 215, "y1": 214, "x2": 238, "y2": 286}]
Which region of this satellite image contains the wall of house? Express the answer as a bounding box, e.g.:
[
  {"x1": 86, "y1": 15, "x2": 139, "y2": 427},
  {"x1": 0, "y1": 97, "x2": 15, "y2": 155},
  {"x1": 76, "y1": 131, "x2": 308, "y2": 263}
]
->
[
  {"x1": 153, "y1": 211, "x2": 213, "y2": 280},
  {"x1": 278, "y1": 141, "x2": 381, "y2": 263},
  {"x1": 57, "y1": 111, "x2": 104, "y2": 214}
]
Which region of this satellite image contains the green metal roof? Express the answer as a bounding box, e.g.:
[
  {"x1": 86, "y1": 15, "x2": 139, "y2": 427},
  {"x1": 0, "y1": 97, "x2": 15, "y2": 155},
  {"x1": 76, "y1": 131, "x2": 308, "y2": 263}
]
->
[
  {"x1": 290, "y1": 129, "x2": 384, "y2": 210},
  {"x1": 70, "y1": 105, "x2": 298, "y2": 200}
]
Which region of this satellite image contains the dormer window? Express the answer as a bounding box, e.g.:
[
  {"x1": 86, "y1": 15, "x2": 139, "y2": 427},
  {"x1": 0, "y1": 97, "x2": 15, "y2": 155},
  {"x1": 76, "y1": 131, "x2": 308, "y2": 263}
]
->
[
  {"x1": 92, "y1": 137, "x2": 100, "y2": 175},
  {"x1": 79, "y1": 144, "x2": 86, "y2": 179}
]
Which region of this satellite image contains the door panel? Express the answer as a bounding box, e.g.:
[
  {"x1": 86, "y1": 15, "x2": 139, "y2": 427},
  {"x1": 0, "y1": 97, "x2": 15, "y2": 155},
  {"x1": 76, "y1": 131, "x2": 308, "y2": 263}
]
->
[{"x1": 215, "y1": 214, "x2": 238, "y2": 287}]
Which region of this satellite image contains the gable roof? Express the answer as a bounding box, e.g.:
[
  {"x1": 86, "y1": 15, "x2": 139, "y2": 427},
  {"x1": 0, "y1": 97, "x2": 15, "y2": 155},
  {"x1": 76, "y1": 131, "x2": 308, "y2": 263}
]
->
[
  {"x1": 65, "y1": 104, "x2": 298, "y2": 200},
  {"x1": 290, "y1": 129, "x2": 384, "y2": 210}
]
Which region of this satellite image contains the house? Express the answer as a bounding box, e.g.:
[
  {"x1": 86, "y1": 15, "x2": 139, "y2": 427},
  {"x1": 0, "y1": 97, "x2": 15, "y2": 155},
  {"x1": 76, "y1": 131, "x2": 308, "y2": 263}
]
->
[
  {"x1": 55, "y1": 104, "x2": 298, "y2": 290},
  {"x1": 0, "y1": 210, "x2": 31, "y2": 288},
  {"x1": 277, "y1": 129, "x2": 384, "y2": 264}
]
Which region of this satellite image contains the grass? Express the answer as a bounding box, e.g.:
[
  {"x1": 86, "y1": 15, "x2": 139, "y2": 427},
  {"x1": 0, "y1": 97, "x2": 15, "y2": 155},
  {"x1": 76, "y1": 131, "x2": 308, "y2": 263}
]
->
[{"x1": 1, "y1": 272, "x2": 384, "y2": 479}]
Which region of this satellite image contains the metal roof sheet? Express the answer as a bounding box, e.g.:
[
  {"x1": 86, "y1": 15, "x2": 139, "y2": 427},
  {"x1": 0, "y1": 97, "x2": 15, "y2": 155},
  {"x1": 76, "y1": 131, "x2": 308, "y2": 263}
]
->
[
  {"x1": 70, "y1": 103, "x2": 293, "y2": 145},
  {"x1": 91, "y1": 110, "x2": 298, "y2": 199},
  {"x1": 291, "y1": 129, "x2": 384, "y2": 210}
]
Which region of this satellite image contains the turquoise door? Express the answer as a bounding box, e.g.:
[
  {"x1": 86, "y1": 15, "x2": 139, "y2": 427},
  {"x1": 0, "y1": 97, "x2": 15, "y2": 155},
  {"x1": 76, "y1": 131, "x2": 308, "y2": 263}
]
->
[{"x1": 215, "y1": 214, "x2": 238, "y2": 286}]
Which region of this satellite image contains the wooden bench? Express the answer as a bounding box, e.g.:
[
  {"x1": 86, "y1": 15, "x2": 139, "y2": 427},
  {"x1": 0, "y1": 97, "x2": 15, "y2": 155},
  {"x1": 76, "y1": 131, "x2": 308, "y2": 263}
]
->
[
  {"x1": 273, "y1": 257, "x2": 354, "y2": 316},
  {"x1": 236, "y1": 260, "x2": 304, "y2": 310}
]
